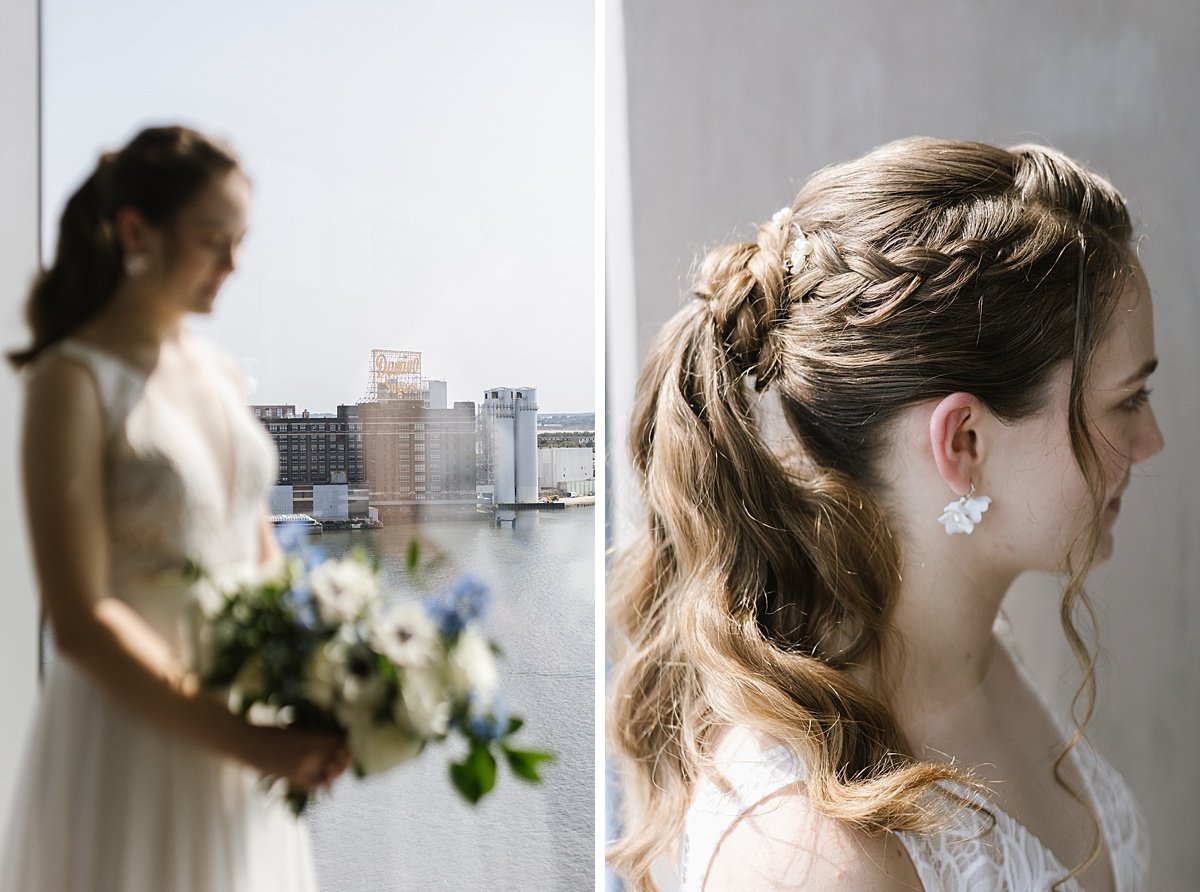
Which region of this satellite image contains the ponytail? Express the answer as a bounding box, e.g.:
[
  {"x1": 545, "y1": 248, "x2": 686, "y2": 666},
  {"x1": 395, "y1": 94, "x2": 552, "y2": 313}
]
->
[
  {"x1": 609, "y1": 227, "x2": 973, "y2": 890},
  {"x1": 9, "y1": 156, "x2": 123, "y2": 368},
  {"x1": 9, "y1": 126, "x2": 240, "y2": 369}
]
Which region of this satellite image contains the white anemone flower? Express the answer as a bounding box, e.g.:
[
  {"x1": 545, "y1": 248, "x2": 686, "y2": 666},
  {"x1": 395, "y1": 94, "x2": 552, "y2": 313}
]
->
[
  {"x1": 304, "y1": 626, "x2": 387, "y2": 723},
  {"x1": 369, "y1": 602, "x2": 439, "y2": 669},
  {"x1": 309, "y1": 557, "x2": 379, "y2": 622}
]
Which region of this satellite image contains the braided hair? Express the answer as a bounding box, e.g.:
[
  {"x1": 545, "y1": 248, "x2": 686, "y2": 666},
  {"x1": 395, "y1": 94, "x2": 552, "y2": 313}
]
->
[{"x1": 609, "y1": 137, "x2": 1135, "y2": 890}]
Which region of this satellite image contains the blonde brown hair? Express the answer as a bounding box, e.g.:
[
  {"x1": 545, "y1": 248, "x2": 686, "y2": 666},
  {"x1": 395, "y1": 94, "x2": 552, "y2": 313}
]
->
[{"x1": 608, "y1": 138, "x2": 1134, "y2": 889}]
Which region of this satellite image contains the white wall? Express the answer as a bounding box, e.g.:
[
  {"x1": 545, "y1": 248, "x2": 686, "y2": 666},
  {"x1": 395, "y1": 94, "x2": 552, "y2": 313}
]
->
[
  {"x1": 424, "y1": 379, "x2": 447, "y2": 410},
  {"x1": 0, "y1": 0, "x2": 41, "y2": 820},
  {"x1": 266, "y1": 484, "x2": 294, "y2": 515},
  {"x1": 539, "y1": 447, "x2": 595, "y2": 485},
  {"x1": 608, "y1": 3, "x2": 1200, "y2": 887},
  {"x1": 312, "y1": 484, "x2": 348, "y2": 521}
]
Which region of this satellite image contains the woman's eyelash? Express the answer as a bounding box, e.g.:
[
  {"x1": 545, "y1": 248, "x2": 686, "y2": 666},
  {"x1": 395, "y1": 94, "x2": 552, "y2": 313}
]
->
[{"x1": 1121, "y1": 387, "x2": 1152, "y2": 411}]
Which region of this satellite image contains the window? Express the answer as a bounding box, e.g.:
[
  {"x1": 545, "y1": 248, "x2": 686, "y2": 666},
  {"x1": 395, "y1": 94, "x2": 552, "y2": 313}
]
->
[{"x1": 36, "y1": 2, "x2": 593, "y2": 886}]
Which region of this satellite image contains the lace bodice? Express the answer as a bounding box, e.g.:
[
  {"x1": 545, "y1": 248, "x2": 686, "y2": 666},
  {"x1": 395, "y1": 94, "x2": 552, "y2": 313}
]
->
[
  {"x1": 42, "y1": 336, "x2": 277, "y2": 650},
  {"x1": 682, "y1": 693, "x2": 1149, "y2": 891}
]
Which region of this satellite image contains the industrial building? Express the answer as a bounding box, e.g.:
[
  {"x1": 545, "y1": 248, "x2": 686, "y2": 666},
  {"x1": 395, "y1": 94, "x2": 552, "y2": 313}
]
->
[
  {"x1": 252, "y1": 404, "x2": 369, "y2": 521},
  {"x1": 254, "y1": 351, "x2": 477, "y2": 523},
  {"x1": 350, "y1": 399, "x2": 477, "y2": 522},
  {"x1": 477, "y1": 387, "x2": 539, "y2": 506},
  {"x1": 537, "y1": 446, "x2": 595, "y2": 497}
]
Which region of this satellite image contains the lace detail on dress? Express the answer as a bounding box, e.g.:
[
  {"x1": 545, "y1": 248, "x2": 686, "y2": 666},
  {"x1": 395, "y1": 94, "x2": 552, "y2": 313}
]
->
[
  {"x1": 891, "y1": 735, "x2": 1150, "y2": 892},
  {"x1": 50, "y1": 338, "x2": 277, "y2": 634},
  {"x1": 682, "y1": 712, "x2": 1150, "y2": 891}
]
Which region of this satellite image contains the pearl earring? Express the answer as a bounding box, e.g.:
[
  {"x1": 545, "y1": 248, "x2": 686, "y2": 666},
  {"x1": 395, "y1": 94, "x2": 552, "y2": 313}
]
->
[{"x1": 938, "y1": 483, "x2": 991, "y2": 535}]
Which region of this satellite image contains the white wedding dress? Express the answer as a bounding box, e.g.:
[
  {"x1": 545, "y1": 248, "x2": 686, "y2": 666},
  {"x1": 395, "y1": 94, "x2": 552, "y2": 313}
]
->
[
  {"x1": 0, "y1": 336, "x2": 318, "y2": 891},
  {"x1": 681, "y1": 648, "x2": 1150, "y2": 891}
]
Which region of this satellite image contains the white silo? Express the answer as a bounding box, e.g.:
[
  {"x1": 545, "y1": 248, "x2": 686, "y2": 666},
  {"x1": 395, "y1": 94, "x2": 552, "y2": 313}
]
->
[
  {"x1": 480, "y1": 386, "x2": 538, "y2": 506},
  {"x1": 514, "y1": 387, "x2": 539, "y2": 503},
  {"x1": 480, "y1": 388, "x2": 516, "y2": 504},
  {"x1": 493, "y1": 399, "x2": 516, "y2": 504}
]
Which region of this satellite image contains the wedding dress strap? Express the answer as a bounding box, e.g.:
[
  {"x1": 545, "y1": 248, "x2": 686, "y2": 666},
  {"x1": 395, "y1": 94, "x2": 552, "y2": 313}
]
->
[
  {"x1": 680, "y1": 743, "x2": 801, "y2": 892},
  {"x1": 38, "y1": 339, "x2": 146, "y2": 442}
]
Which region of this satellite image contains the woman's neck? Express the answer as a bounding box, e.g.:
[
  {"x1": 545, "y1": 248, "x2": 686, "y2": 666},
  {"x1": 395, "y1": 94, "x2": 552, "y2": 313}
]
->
[
  {"x1": 86, "y1": 281, "x2": 188, "y2": 348},
  {"x1": 874, "y1": 541, "x2": 1018, "y2": 722}
]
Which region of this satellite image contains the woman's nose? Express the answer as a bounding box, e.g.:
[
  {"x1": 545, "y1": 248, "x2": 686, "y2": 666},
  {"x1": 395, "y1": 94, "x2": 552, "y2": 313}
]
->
[{"x1": 1131, "y1": 407, "x2": 1165, "y2": 463}]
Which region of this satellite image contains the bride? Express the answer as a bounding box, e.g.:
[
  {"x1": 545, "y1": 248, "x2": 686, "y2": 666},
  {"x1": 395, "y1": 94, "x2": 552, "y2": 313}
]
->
[
  {"x1": 608, "y1": 138, "x2": 1159, "y2": 891},
  {"x1": 1, "y1": 126, "x2": 349, "y2": 890}
]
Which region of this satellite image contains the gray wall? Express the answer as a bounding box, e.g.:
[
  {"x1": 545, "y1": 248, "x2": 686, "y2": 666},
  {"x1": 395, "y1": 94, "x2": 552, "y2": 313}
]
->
[
  {"x1": 0, "y1": 0, "x2": 42, "y2": 818},
  {"x1": 607, "y1": 2, "x2": 1200, "y2": 888}
]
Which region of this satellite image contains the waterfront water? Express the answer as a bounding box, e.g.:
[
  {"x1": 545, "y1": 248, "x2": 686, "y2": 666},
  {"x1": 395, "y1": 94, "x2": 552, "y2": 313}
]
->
[{"x1": 306, "y1": 507, "x2": 595, "y2": 891}]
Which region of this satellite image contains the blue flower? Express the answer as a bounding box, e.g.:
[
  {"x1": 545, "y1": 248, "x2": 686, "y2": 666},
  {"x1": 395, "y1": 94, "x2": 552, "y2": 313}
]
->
[
  {"x1": 423, "y1": 597, "x2": 462, "y2": 638},
  {"x1": 274, "y1": 522, "x2": 309, "y2": 555},
  {"x1": 282, "y1": 584, "x2": 319, "y2": 629},
  {"x1": 302, "y1": 546, "x2": 327, "y2": 573},
  {"x1": 448, "y1": 574, "x2": 489, "y2": 621},
  {"x1": 466, "y1": 697, "x2": 509, "y2": 743},
  {"x1": 425, "y1": 575, "x2": 490, "y2": 639}
]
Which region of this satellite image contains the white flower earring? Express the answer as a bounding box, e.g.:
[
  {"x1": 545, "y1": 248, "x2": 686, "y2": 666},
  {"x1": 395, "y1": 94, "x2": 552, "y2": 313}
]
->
[
  {"x1": 938, "y1": 483, "x2": 991, "y2": 535},
  {"x1": 124, "y1": 253, "x2": 148, "y2": 277}
]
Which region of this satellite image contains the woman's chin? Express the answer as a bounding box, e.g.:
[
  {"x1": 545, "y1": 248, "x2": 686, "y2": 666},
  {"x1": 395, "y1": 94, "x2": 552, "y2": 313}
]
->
[{"x1": 190, "y1": 292, "x2": 219, "y2": 314}]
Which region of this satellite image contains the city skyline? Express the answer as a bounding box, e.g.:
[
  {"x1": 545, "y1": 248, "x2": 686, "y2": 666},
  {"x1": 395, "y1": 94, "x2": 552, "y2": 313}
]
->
[
  {"x1": 244, "y1": 344, "x2": 596, "y2": 418},
  {"x1": 40, "y1": 0, "x2": 594, "y2": 415}
]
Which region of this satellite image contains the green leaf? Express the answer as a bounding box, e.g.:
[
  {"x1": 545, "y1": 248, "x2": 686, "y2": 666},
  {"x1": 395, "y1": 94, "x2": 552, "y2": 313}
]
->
[
  {"x1": 406, "y1": 539, "x2": 421, "y2": 573},
  {"x1": 504, "y1": 716, "x2": 525, "y2": 737},
  {"x1": 377, "y1": 655, "x2": 399, "y2": 685},
  {"x1": 449, "y1": 744, "x2": 497, "y2": 804},
  {"x1": 180, "y1": 557, "x2": 206, "y2": 583},
  {"x1": 501, "y1": 747, "x2": 555, "y2": 783}
]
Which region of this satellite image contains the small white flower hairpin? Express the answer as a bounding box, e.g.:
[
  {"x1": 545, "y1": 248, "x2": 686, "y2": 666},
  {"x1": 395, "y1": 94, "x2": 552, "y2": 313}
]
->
[
  {"x1": 774, "y1": 207, "x2": 814, "y2": 273},
  {"x1": 788, "y1": 230, "x2": 813, "y2": 271},
  {"x1": 938, "y1": 484, "x2": 991, "y2": 535}
]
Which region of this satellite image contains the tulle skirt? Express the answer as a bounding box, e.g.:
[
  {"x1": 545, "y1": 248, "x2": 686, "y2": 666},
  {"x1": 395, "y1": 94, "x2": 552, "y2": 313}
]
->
[{"x1": 0, "y1": 659, "x2": 318, "y2": 892}]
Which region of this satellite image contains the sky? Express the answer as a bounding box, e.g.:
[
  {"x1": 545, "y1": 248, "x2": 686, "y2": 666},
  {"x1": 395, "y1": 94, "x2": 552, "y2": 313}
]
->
[{"x1": 42, "y1": 0, "x2": 595, "y2": 413}]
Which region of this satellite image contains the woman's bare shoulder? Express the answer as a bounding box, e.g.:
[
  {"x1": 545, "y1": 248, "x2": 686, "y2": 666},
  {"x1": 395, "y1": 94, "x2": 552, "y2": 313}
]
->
[
  {"x1": 702, "y1": 728, "x2": 922, "y2": 891},
  {"x1": 704, "y1": 783, "x2": 923, "y2": 892},
  {"x1": 22, "y1": 346, "x2": 102, "y2": 413}
]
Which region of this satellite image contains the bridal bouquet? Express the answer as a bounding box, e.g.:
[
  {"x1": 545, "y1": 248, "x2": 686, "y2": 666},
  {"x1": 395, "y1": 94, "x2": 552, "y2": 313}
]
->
[{"x1": 184, "y1": 539, "x2": 552, "y2": 814}]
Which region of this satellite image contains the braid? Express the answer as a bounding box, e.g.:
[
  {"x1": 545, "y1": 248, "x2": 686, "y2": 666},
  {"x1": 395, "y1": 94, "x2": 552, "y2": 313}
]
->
[{"x1": 692, "y1": 212, "x2": 801, "y2": 389}]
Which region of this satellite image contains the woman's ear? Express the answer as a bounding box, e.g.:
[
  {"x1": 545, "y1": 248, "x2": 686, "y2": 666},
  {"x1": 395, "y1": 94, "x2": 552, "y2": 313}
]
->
[
  {"x1": 928, "y1": 393, "x2": 987, "y2": 495},
  {"x1": 113, "y1": 205, "x2": 152, "y2": 256}
]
